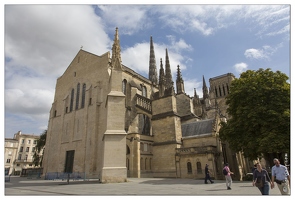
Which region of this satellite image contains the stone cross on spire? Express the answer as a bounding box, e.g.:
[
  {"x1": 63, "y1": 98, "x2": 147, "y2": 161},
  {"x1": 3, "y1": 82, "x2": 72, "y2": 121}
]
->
[
  {"x1": 111, "y1": 27, "x2": 122, "y2": 70},
  {"x1": 149, "y1": 36, "x2": 158, "y2": 86}
]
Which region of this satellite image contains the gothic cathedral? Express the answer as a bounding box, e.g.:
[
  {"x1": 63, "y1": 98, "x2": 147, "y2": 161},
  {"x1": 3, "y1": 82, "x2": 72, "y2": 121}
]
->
[{"x1": 42, "y1": 28, "x2": 252, "y2": 183}]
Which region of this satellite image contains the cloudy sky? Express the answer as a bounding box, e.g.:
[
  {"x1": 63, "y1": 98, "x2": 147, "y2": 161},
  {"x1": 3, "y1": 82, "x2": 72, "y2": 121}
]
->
[{"x1": 3, "y1": 2, "x2": 291, "y2": 138}]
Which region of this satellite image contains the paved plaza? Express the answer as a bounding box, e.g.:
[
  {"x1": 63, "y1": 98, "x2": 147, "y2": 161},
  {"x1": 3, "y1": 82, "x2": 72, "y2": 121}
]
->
[{"x1": 4, "y1": 176, "x2": 286, "y2": 196}]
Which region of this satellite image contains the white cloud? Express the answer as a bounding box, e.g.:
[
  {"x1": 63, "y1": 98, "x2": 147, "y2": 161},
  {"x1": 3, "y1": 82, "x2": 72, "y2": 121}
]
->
[
  {"x1": 191, "y1": 20, "x2": 213, "y2": 36},
  {"x1": 266, "y1": 25, "x2": 290, "y2": 36},
  {"x1": 166, "y1": 35, "x2": 193, "y2": 52},
  {"x1": 97, "y1": 5, "x2": 152, "y2": 35},
  {"x1": 244, "y1": 45, "x2": 279, "y2": 60},
  {"x1": 233, "y1": 62, "x2": 248, "y2": 74},
  {"x1": 244, "y1": 48, "x2": 266, "y2": 59},
  {"x1": 5, "y1": 5, "x2": 111, "y2": 77},
  {"x1": 4, "y1": 5, "x2": 112, "y2": 137},
  {"x1": 183, "y1": 78, "x2": 202, "y2": 97},
  {"x1": 146, "y1": 5, "x2": 289, "y2": 37}
]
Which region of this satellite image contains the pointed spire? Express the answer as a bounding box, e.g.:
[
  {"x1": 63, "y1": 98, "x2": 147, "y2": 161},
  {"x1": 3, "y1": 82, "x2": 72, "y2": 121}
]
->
[
  {"x1": 165, "y1": 48, "x2": 173, "y2": 89},
  {"x1": 193, "y1": 88, "x2": 200, "y2": 105},
  {"x1": 176, "y1": 65, "x2": 185, "y2": 94},
  {"x1": 202, "y1": 75, "x2": 209, "y2": 99},
  {"x1": 149, "y1": 36, "x2": 158, "y2": 86},
  {"x1": 111, "y1": 27, "x2": 122, "y2": 70},
  {"x1": 159, "y1": 58, "x2": 165, "y2": 97}
]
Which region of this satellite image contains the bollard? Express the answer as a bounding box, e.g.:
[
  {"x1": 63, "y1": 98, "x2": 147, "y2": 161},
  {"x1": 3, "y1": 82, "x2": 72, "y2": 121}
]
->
[{"x1": 67, "y1": 173, "x2": 70, "y2": 184}]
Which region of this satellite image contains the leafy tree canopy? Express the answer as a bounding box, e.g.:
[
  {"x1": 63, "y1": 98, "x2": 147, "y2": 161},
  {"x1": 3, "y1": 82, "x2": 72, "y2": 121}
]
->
[
  {"x1": 219, "y1": 68, "x2": 290, "y2": 161},
  {"x1": 33, "y1": 130, "x2": 47, "y2": 166}
]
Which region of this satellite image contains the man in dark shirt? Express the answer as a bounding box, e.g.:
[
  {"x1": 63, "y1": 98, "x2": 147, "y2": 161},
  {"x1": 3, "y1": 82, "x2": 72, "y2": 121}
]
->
[{"x1": 204, "y1": 164, "x2": 214, "y2": 184}]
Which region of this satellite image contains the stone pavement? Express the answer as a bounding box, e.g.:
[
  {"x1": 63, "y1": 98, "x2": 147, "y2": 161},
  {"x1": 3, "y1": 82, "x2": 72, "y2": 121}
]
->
[{"x1": 4, "y1": 176, "x2": 285, "y2": 196}]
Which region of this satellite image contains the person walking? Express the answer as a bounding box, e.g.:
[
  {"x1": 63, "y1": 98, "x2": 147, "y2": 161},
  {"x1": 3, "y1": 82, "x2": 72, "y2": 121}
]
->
[
  {"x1": 252, "y1": 163, "x2": 271, "y2": 195},
  {"x1": 271, "y1": 158, "x2": 290, "y2": 195},
  {"x1": 223, "y1": 163, "x2": 234, "y2": 190},
  {"x1": 252, "y1": 164, "x2": 257, "y2": 173},
  {"x1": 204, "y1": 164, "x2": 214, "y2": 184}
]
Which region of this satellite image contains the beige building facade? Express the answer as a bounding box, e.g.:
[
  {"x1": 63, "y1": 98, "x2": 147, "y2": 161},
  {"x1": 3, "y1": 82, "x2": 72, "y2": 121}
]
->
[
  {"x1": 43, "y1": 27, "x2": 252, "y2": 183},
  {"x1": 5, "y1": 131, "x2": 42, "y2": 176}
]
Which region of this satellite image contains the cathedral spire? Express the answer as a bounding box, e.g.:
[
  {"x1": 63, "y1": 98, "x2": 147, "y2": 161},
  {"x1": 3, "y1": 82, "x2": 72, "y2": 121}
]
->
[
  {"x1": 159, "y1": 58, "x2": 165, "y2": 97},
  {"x1": 165, "y1": 48, "x2": 173, "y2": 89},
  {"x1": 202, "y1": 75, "x2": 209, "y2": 99},
  {"x1": 111, "y1": 27, "x2": 122, "y2": 70},
  {"x1": 193, "y1": 88, "x2": 200, "y2": 103},
  {"x1": 149, "y1": 36, "x2": 158, "y2": 86},
  {"x1": 176, "y1": 65, "x2": 185, "y2": 94}
]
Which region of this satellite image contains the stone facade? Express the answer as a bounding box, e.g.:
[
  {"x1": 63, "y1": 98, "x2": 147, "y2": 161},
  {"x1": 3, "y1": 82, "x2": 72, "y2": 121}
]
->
[
  {"x1": 42, "y1": 27, "x2": 252, "y2": 183},
  {"x1": 5, "y1": 131, "x2": 42, "y2": 176}
]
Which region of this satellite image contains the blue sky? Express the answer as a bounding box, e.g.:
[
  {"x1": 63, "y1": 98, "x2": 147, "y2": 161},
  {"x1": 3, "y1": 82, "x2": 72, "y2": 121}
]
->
[{"x1": 3, "y1": 2, "x2": 292, "y2": 138}]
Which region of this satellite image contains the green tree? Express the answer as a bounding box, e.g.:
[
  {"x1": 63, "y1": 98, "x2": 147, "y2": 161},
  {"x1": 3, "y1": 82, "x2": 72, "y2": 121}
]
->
[
  {"x1": 219, "y1": 68, "x2": 290, "y2": 165},
  {"x1": 33, "y1": 130, "x2": 47, "y2": 167}
]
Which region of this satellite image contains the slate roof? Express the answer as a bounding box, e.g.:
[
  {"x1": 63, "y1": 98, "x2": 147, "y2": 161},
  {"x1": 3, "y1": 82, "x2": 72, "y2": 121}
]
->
[{"x1": 181, "y1": 119, "x2": 214, "y2": 137}]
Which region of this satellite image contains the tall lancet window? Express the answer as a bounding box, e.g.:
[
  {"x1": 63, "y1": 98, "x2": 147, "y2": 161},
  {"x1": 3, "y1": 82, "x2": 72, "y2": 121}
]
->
[
  {"x1": 122, "y1": 79, "x2": 127, "y2": 95},
  {"x1": 70, "y1": 89, "x2": 74, "y2": 112},
  {"x1": 75, "y1": 83, "x2": 80, "y2": 109},
  {"x1": 142, "y1": 85, "x2": 147, "y2": 97},
  {"x1": 81, "y1": 83, "x2": 86, "y2": 108}
]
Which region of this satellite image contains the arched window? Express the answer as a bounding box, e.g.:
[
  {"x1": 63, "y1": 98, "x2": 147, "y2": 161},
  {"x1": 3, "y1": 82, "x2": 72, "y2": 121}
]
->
[
  {"x1": 219, "y1": 86, "x2": 222, "y2": 97},
  {"x1": 122, "y1": 79, "x2": 127, "y2": 95},
  {"x1": 142, "y1": 85, "x2": 147, "y2": 97},
  {"x1": 187, "y1": 162, "x2": 192, "y2": 174},
  {"x1": 70, "y1": 89, "x2": 74, "y2": 112},
  {"x1": 197, "y1": 162, "x2": 202, "y2": 174},
  {"x1": 150, "y1": 158, "x2": 152, "y2": 170},
  {"x1": 138, "y1": 114, "x2": 151, "y2": 136},
  {"x1": 215, "y1": 87, "x2": 218, "y2": 97},
  {"x1": 126, "y1": 145, "x2": 130, "y2": 155},
  {"x1": 223, "y1": 85, "x2": 226, "y2": 96},
  {"x1": 126, "y1": 158, "x2": 129, "y2": 170},
  {"x1": 141, "y1": 114, "x2": 150, "y2": 135},
  {"x1": 75, "y1": 83, "x2": 80, "y2": 109},
  {"x1": 81, "y1": 83, "x2": 86, "y2": 108}
]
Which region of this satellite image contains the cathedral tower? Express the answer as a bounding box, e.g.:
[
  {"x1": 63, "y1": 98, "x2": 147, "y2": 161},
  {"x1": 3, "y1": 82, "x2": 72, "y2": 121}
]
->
[{"x1": 151, "y1": 49, "x2": 182, "y2": 178}]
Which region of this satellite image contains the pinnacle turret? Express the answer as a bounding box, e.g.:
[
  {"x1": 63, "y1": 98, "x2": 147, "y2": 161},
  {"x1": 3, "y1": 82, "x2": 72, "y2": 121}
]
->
[
  {"x1": 149, "y1": 36, "x2": 158, "y2": 86},
  {"x1": 165, "y1": 48, "x2": 173, "y2": 89},
  {"x1": 111, "y1": 27, "x2": 122, "y2": 70},
  {"x1": 202, "y1": 75, "x2": 209, "y2": 99},
  {"x1": 176, "y1": 65, "x2": 185, "y2": 94},
  {"x1": 159, "y1": 58, "x2": 165, "y2": 97}
]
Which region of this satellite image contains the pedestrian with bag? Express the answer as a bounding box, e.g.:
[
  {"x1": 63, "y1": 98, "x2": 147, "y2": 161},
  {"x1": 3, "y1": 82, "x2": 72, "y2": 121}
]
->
[
  {"x1": 271, "y1": 158, "x2": 290, "y2": 195},
  {"x1": 223, "y1": 163, "x2": 234, "y2": 190},
  {"x1": 252, "y1": 163, "x2": 271, "y2": 195},
  {"x1": 204, "y1": 164, "x2": 214, "y2": 184}
]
